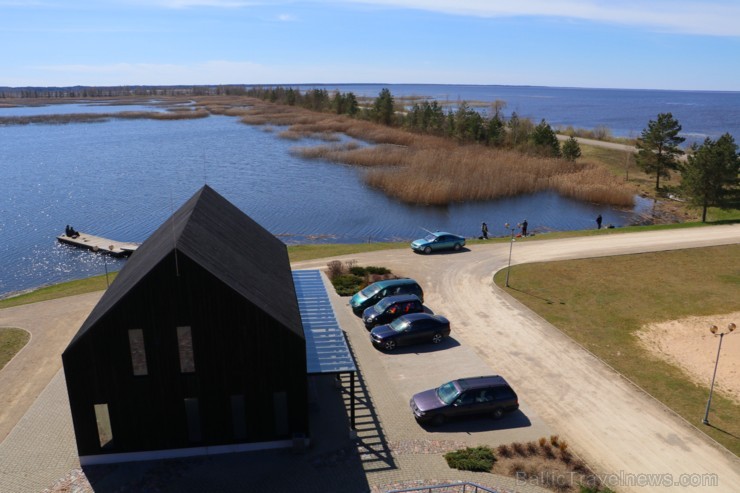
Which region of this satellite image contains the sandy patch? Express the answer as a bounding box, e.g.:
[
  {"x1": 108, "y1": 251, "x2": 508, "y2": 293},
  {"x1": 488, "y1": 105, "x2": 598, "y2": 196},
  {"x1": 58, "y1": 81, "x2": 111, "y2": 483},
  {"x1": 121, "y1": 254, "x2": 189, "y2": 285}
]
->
[{"x1": 636, "y1": 313, "x2": 740, "y2": 403}]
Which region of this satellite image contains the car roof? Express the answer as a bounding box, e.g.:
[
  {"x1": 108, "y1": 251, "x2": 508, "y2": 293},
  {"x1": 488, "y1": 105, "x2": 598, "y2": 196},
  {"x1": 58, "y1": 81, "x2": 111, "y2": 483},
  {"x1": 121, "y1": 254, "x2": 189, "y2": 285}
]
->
[
  {"x1": 371, "y1": 278, "x2": 418, "y2": 288},
  {"x1": 378, "y1": 294, "x2": 421, "y2": 304},
  {"x1": 397, "y1": 313, "x2": 445, "y2": 323},
  {"x1": 455, "y1": 375, "x2": 511, "y2": 391}
]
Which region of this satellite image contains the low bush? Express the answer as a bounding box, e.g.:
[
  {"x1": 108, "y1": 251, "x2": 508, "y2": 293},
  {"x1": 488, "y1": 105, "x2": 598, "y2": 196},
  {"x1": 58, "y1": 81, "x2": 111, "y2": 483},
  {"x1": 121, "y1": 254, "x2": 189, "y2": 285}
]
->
[
  {"x1": 349, "y1": 266, "x2": 367, "y2": 276},
  {"x1": 331, "y1": 274, "x2": 365, "y2": 296},
  {"x1": 365, "y1": 266, "x2": 390, "y2": 275},
  {"x1": 511, "y1": 441, "x2": 526, "y2": 456},
  {"x1": 496, "y1": 444, "x2": 512, "y2": 458},
  {"x1": 444, "y1": 446, "x2": 496, "y2": 472}
]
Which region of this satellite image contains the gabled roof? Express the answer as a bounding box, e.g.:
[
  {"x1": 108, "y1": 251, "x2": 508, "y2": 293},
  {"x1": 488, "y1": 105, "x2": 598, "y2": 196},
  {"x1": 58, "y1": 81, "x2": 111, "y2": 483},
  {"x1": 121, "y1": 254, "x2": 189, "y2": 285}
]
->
[{"x1": 66, "y1": 185, "x2": 303, "y2": 349}]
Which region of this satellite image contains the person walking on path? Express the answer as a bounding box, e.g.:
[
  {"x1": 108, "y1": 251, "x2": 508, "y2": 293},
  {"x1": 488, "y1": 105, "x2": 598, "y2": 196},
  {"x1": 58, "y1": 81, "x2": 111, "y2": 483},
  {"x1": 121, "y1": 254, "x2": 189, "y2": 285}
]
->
[
  {"x1": 481, "y1": 222, "x2": 489, "y2": 239},
  {"x1": 596, "y1": 214, "x2": 603, "y2": 229},
  {"x1": 521, "y1": 220, "x2": 528, "y2": 237}
]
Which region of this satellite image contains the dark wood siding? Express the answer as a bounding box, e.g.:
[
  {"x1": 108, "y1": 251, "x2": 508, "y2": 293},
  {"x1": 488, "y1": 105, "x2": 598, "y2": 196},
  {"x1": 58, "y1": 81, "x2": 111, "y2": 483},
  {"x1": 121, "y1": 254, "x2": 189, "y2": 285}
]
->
[{"x1": 63, "y1": 252, "x2": 308, "y2": 457}]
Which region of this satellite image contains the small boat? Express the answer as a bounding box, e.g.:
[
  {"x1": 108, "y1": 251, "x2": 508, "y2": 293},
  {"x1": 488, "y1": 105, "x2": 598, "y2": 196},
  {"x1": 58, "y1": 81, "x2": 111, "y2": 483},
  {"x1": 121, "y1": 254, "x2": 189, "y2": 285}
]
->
[{"x1": 56, "y1": 231, "x2": 139, "y2": 257}]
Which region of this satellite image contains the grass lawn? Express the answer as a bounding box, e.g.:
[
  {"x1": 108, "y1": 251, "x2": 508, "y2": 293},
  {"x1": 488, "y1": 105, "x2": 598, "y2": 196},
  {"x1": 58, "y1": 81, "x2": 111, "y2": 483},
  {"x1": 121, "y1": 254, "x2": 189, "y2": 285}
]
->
[
  {"x1": 494, "y1": 244, "x2": 740, "y2": 456},
  {"x1": 0, "y1": 328, "x2": 30, "y2": 371}
]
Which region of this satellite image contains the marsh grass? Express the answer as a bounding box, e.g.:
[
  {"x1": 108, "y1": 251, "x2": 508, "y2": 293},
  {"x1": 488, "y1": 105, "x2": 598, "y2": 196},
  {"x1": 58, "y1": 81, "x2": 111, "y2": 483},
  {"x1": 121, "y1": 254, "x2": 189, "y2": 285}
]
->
[
  {"x1": 235, "y1": 98, "x2": 636, "y2": 207},
  {"x1": 495, "y1": 245, "x2": 740, "y2": 455},
  {"x1": 0, "y1": 108, "x2": 209, "y2": 126}
]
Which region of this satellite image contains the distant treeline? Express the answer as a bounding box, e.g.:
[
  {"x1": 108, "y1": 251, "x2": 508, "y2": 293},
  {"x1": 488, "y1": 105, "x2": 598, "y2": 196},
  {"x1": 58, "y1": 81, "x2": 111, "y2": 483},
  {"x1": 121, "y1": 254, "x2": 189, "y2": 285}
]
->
[
  {"x1": 0, "y1": 85, "x2": 249, "y2": 99},
  {"x1": 245, "y1": 86, "x2": 574, "y2": 160}
]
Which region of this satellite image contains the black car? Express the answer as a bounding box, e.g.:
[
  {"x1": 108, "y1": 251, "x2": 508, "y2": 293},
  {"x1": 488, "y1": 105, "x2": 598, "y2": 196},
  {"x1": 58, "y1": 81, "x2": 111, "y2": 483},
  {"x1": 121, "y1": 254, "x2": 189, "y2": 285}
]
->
[
  {"x1": 409, "y1": 375, "x2": 519, "y2": 425},
  {"x1": 362, "y1": 294, "x2": 424, "y2": 330},
  {"x1": 370, "y1": 313, "x2": 450, "y2": 351}
]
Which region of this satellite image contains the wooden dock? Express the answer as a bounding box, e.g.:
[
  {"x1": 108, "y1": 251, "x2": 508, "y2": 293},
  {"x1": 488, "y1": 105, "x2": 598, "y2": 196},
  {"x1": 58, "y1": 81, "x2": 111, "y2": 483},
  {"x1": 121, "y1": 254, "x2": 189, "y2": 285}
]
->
[{"x1": 56, "y1": 232, "x2": 139, "y2": 257}]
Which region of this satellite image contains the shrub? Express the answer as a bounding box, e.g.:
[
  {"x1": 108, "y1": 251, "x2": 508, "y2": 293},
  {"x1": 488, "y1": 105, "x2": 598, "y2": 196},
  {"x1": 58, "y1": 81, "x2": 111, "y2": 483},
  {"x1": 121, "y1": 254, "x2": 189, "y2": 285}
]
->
[
  {"x1": 541, "y1": 443, "x2": 555, "y2": 459},
  {"x1": 444, "y1": 446, "x2": 496, "y2": 472},
  {"x1": 538, "y1": 436, "x2": 547, "y2": 447},
  {"x1": 526, "y1": 441, "x2": 539, "y2": 456},
  {"x1": 349, "y1": 266, "x2": 368, "y2": 276},
  {"x1": 496, "y1": 444, "x2": 512, "y2": 458},
  {"x1": 331, "y1": 274, "x2": 365, "y2": 296},
  {"x1": 511, "y1": 442, "x2": 526, "y2": 456},
  {"x1": 559, "y1": 449, "x2": 572, "y2": 465},
  {"x1": 365, "y1": 266, "x2": 390, "y2": 275},
  {"x1": 326, "y1": 260, "x2": 344, "y2": 279},
  {"x1": 550, "y1": 435, "x2": 560, "y2": 447}
]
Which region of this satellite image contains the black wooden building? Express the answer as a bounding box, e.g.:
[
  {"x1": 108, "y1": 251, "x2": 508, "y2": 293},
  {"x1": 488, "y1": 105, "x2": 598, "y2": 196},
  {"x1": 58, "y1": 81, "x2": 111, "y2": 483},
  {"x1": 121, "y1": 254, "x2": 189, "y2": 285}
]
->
[{"x1": 62, "y1": 185, "x2": 308, "y2": 464}]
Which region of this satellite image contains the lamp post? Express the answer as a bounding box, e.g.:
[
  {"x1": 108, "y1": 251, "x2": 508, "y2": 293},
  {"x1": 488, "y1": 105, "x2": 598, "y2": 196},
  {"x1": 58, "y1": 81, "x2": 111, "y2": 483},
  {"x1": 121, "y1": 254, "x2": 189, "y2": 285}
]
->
[
  {"x1": 702, "y1": 322, "x2": 736, "y2": 425},
  {"x1": 504, "y1": 223, "x2": 520, "y2": 288}
]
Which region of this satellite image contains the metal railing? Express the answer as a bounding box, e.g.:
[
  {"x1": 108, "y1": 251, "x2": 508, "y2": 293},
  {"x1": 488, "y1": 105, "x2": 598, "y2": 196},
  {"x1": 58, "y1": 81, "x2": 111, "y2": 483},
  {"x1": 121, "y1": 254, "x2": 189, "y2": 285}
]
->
[{"x1": 386, "y1": 482, "x2": 498, "y2": 493}]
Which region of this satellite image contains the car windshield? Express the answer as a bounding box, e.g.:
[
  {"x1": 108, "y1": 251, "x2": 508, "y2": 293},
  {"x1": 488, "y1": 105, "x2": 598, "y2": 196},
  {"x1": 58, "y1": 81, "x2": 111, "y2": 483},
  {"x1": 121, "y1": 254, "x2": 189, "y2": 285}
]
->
[
  {"x1": 424, "y1": 234, "x2": 438, "y2": 242},
  {"x1": 374, "y1": 297, "x2": 392, "y2": 311},
  {"x1": 436, "y1": 381, "x2": 460, "y2": 405},
  {"x1": 359, "y1": 283, "x2": 382, "y2": 298},
  {"x1": 389, "y1": 318, "x2": 410, "y2": 332}
]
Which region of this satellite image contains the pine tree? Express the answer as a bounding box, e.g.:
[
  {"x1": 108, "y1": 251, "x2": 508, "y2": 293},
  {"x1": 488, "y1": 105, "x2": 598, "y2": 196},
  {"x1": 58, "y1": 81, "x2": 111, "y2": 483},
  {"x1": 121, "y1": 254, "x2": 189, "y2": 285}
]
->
[
  {"x1": 561, "y1": 136, "x2": 582, "y2": 161},
  {"x1": 680, "y1": 133, "x2": 740, "y2": 222},
  {"x1": 636, "y1": 113, "x2": 685, "y2": 190}
]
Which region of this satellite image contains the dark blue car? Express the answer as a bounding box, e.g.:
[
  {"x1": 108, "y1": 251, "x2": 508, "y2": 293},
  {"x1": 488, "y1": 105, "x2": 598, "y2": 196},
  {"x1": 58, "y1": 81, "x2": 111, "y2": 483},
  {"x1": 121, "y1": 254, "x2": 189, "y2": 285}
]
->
[{"x1": 370, "y1": 313, "x2": 450, "y2": 351}]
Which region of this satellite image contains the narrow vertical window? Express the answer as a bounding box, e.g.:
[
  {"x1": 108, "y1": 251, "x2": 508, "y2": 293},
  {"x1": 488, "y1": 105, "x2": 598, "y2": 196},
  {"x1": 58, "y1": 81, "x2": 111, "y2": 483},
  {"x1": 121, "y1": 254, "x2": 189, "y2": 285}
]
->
[
  {"x1": 231, "y1": 394, "x2": 247, "y2": 440},
  {"x1": 177, "y1": 326, "x2": 195, "y2": 373},
  {"x1": 184, "y1": 398, "x2": 201, "y2": 442},
  {"x1": 128, "y1": 329, "x2": 148, "y2": 376},
  {"x1": 273, "y1": 391, "x2": 289, "y2": 437},
  {"x1": 94, "y1": 403, "x2": 113, "y2": 448}
]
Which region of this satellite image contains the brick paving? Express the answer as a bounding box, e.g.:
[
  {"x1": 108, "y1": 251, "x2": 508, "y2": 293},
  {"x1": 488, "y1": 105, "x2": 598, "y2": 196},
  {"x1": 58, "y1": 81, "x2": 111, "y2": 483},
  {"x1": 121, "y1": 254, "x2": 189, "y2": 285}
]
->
[{"x1": 1, "y1": 272, "x2": 552, "y2": 493}]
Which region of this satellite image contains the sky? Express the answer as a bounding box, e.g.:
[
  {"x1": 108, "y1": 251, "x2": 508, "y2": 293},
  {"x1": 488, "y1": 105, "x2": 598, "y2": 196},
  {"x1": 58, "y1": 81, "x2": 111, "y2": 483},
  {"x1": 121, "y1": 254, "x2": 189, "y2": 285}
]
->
[{"x1": 2, "y1": 0, "x2": 740, "y2": 91}]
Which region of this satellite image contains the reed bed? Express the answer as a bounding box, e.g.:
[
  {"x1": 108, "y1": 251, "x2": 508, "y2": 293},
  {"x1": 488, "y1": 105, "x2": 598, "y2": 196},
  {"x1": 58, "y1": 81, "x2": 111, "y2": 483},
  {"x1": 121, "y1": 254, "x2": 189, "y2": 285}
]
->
[
  {"x1": 291, "y1": 143, "x2": 414, "y2": 167},
  {"x1": 279, "y1": 129, "x2": 341, "y2": 141},
  {"x1": 235, "y1": 98, "x2": 636, "y2": 207},
  {"x1": 363, "y1": 145, "x2": 635, "y2": 206},
  {"x1": 0, "y1": 108, "x2": 209, "y2": 126},
  {"x1": 116, "y1": 109, "x2": 210, "y2": 120},
  {"x1": 0, "y1": 113, "x2": 110, "y2": 125}
]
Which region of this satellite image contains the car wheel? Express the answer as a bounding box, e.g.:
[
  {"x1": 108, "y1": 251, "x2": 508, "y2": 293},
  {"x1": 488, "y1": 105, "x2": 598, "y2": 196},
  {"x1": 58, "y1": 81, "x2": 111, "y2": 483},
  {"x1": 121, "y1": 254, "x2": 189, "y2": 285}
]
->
[
  {"x1": 383, "y1": 340, "x2": 397, "y2": 351},
  {"x1": 432, "y1": 414, "x2": 445, "y2": 426},
  {"x1": 492, "y1": 408, "x2": 504, "y2": 419},
  {"x1": 431, "y1": 333, "x2": 443, "y2": 344},
  {"x1": 453, "y1": 243, "x2": 462, "y2": 251},
  {"x1": 423, "y1": 246, "x2": 432, "y2": 254}
]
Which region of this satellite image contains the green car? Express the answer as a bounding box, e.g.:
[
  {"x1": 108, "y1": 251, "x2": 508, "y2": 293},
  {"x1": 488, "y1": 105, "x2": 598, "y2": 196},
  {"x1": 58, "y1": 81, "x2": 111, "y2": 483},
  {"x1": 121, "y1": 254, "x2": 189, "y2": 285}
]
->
[
  {"x1": 410, "y1": 231, "x2": 466, "y2": 254},
  {"x1": 349, "y1": 278, "x2": 424, "y2": 316}
]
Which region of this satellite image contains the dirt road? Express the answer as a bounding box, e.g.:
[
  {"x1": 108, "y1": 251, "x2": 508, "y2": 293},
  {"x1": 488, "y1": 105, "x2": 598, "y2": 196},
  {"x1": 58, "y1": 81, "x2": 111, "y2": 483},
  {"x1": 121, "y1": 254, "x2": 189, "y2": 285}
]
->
[{"x1": 295, "y1": 224, "x2": 740, "y2": 492}]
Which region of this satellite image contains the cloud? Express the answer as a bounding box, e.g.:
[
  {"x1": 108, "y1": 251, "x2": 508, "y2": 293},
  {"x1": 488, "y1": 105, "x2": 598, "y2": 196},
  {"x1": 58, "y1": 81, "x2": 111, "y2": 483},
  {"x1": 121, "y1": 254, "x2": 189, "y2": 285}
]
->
[
  {"x1": 277, "y1": 13, "x2": 297, "y2": 21},
  {"x1": 333, "y1": 0, "x2": 740, "y2": 37}
]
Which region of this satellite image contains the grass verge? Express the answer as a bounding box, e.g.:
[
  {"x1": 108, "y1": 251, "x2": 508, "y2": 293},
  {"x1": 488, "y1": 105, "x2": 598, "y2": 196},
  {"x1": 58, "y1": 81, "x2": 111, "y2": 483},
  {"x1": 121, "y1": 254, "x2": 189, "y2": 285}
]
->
[
  {"x1": 494, "y1": 244, "x2": 740, "y2": 455},
  {"x1": 1, "y1": 222, "x2": 735, "y2": 309},
  {"x1": 0, "y1": 328, "x2": 30, "y2": 371}
]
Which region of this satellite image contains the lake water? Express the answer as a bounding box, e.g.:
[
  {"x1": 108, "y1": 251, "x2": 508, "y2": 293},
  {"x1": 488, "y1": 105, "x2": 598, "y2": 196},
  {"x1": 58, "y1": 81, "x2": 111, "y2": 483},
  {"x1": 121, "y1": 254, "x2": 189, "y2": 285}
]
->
[{"x1": 2, "y1": 84, "x2": 737, "y2": 297}]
